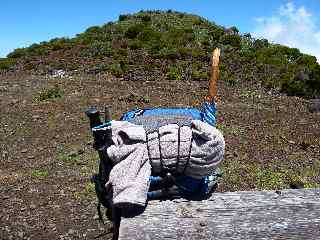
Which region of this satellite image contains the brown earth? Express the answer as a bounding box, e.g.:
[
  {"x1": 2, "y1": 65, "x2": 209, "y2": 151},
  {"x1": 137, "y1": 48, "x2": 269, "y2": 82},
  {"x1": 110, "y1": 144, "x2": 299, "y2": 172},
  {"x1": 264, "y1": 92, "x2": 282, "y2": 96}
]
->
[{"x1": 0, "y1": 73, "x2": 319, "y2": 239}]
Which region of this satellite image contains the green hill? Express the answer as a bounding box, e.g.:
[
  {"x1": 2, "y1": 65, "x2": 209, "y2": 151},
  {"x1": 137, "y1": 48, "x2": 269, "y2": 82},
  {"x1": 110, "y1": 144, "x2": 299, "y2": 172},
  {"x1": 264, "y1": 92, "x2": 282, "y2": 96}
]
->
[{"x1": 1, "y1": 10, "x2": 320, "y2": 97}]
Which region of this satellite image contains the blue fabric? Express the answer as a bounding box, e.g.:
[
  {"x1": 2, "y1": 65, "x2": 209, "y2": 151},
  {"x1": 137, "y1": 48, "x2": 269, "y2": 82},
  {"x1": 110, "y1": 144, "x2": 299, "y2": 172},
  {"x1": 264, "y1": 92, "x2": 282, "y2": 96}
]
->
[
  {"x1": 120, "y1": 107, "x2": 203, "y2": 122},
  {"x1": 174, "y1": 175, "x2": 215, "y2": 198},
  {"x1": 91, "y1": 121, "x2": 111, "y2": 130},
  {"x1": 202, "y1": 101, "x2": 216, "y2": 127}
]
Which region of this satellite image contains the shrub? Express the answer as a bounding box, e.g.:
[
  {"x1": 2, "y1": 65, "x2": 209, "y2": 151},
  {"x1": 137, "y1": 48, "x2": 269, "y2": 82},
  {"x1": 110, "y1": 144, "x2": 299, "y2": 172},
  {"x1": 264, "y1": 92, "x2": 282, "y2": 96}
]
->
[
  {"x1": 0, "y1": 58, "x2": 15, "y2": 70},
  {"x1": 191, "y1": 49, "x2": 206, "y2": 58},
  {"x1": 226, "y1": 26, "x2": 239, "y2": 35},
  {"x1": 167, "y1": 67, "x2": 183, "y2": 80},
  {"x1": 158, "y1": 47, "x2": 180, "y2": 60},
  {"x1": 125, "y1": 24, "x2": 145, "y2": 39},
  {"x1": 178, "y1": 47, "x2": 189, "y2": 58},
  {"x1": 139, "y1": 15, "x2": 151, "y2": 22},
  {"x1": 34, "y1": 85, "x2": 63, "y2": 102},
  {"x1": 117, "y1": 48, "x2": 128, "y2": 56},
  {"x1": 209, "y1": 28, "x2": 225, "y2": 41},
  {"x1": 191, "y1": 70, "x2": 208, "y2": 80},
  {"x1": 148, "y1": 40, "x2": 162, "y2": 55},
  {"x1": 129, "y1": 40, "x2": 143, "y2": 50},
  {"x1": 281, "y1": 77, "x2": 306, "y2": 96},
  {"x1": 31, "y1": 170, "x2": 49, "y2": 178},
  {"x1": 119, "y1": 14, "x2": 129, "y2": 21},
  {"x1": 48, "y1": 38, "x2": 72, "y2": 51},
  {"x1": 85, "y1": 26, "x2": 102, "y2": 35},
  {"x1": 253, "y1": 39, "x2": 269, "y2": 49},
  {"x1": 7, "y1": 48, "x2": 26, "y2": 58},
  {"x1": 163, "y1": 28, "x2": 195, "y2": 45},
  {"x1": 138, "y1": 28, "x2": 161, "y2": 42},
  {"x1": 296, "y1": 54, "x2": 317, "y2": 66},
  {"x1": 243, "y1": 33, "x2": 252, "y2": 38},
  {"x1": 110, "y1": 63, "x2": 123, "y2": 77},
  {"x1": 220, "y1": 34, "x2": 241, "y2": 48},
  {"x1": 193, "y1": 18, "x2": 203, "y2": 25}
]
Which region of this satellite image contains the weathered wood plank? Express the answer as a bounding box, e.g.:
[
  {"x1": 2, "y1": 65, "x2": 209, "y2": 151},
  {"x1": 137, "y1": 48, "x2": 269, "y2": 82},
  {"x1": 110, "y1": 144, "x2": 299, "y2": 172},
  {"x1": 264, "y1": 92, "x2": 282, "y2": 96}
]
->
[{"x1": 119, "y1": 189, "x2": 320, "y2": 240}]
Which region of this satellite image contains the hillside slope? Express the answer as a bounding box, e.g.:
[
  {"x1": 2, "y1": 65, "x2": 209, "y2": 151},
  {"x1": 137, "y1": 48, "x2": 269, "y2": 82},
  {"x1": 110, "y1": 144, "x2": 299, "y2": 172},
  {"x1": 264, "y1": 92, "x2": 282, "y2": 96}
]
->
[
  {"x1": 1, "y1": 10, "x2": 320, "y2": 97},
  {"x1": 1, "y1": 11, "x2": 320, "y2": 239}
]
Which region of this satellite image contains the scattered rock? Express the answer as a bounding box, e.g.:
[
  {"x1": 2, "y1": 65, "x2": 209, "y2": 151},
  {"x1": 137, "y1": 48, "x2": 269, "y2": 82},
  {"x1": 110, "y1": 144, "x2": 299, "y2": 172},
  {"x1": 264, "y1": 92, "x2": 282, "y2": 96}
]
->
[
  {"x1": 32, "y1": 115, "x2": 41, "y2": 120},
  {"x1": 11, "y1": 99, "x2": 19, "y2": 105},
  {"x1": 2, "y1": 151, "x2": 8, "y2": 158},
  {"x1": 2, "y1": 195, "x2": 10, "y2": 200},
  {"x1": 118, "y1": 93, "x2": 150, "y2": 104},
  {"x1": 77, "y1": 149, "x2": 84, "y2": 155},
  {"x1": 199, "y1": 221, "x2": 206, "y2": 227},
  {"x1": 67, "y1": 150, "x2": 78, "y2": 158},
  {"x1": 275, "y1": 190, "x2": 281, "y2": 195},
  {"x1": 308, "y1": 99, "x2": 320, "y2": 113},
  {"x1": 52, "y1": 70, "x2": 67, "y2": 78},
  {"x1": 289, "y1": 181, "x2": 304, "y2": 189},
  {"x1": 18, "y1": 232, "x2": 24, "y2": 238},
  {"x1": 27, "y1": 155, "x2": 35, "y2": 159},
  {"x1": 0, "y1": 85, "x2": 8, "y2": 92},
  {"x1": 300, "y1": 141, "x2": 310, "y2": 151}
]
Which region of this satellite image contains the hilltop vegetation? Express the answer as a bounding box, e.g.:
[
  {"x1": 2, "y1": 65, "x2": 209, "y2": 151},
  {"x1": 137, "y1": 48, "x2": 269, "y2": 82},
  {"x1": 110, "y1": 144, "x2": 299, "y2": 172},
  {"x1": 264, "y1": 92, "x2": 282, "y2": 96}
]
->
[{"x1": 1, "y1": 10, "x2": 320, "y2": 97}]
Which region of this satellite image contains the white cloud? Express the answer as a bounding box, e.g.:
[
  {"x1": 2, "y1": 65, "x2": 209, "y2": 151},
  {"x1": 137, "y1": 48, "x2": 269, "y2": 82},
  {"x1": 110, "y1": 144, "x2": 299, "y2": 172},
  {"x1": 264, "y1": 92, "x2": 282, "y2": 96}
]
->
[{"x1": 252, "y1": 2, "x2": 320, "y2": 62}]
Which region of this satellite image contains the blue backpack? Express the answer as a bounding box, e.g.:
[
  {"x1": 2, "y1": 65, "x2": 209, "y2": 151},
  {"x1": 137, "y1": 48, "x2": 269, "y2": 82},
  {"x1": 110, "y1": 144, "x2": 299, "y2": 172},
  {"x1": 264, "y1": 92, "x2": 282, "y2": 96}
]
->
[
  {"x1": 120, "y1": 101, "x2": 220, "y2": 200},
  {"x1": 87, "y1": 101, "x2": 221, "y2": 222}
]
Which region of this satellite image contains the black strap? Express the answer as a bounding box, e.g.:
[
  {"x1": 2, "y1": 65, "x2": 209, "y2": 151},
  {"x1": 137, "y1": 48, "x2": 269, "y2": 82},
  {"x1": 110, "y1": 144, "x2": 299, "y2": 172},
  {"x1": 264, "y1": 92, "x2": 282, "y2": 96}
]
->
[
  {"x1": 157, "y1": 129, "x2": 164, "y2": 173},
  {"x1": 175, "y1": 126, "x2": 181, "y2": 174},
  {"x1": 97, "y1": 202, "x2": 104, "y2": 224},
  {"x1": 145, "y1": 133, "x2": 153, "y2": 168},
  {"x1": 182, "y1": 132, "x2": 193, "y2": 175}
]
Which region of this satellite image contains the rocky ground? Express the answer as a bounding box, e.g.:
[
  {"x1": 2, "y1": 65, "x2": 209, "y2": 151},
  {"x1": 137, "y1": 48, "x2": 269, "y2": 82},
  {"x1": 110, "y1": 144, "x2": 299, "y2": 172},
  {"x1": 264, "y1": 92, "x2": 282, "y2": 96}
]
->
[{"x1": 0, "y1": 72, "x2": 319, "y2": 239}]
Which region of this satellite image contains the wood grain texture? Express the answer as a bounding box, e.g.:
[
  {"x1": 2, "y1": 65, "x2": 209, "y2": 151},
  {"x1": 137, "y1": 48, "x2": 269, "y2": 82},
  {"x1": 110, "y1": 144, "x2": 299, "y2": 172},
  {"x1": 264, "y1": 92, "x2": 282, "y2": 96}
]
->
[
  {"x1": 119, "y1": 189, "x2": 320, "y2": 240},
  {"x1": 208, "y1": 48, "x2": 220, "y2": 100}
]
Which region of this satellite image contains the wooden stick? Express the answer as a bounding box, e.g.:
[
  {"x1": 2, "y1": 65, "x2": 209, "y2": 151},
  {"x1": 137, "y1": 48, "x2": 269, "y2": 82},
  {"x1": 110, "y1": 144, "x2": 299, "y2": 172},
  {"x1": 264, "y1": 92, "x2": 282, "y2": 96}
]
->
[{"x1": 205, "y1": 48, "x2": 220, "y2": 102}]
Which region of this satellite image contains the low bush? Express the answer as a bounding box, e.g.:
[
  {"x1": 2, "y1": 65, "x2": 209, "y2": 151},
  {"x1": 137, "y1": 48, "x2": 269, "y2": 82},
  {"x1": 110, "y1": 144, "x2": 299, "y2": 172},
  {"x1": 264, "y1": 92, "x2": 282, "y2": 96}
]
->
[
  {"x1": 128, "y1": 40, "x2": 143, "y2": 50},
  {"x1": 119, "y1": 14, "x2": 129, "y2": 21},
  {"x1": 158, "y1": 47, "x2": 180, "y2": 60},
  {"x1": 220, "y1": 34, "x2": 241, "y2": 48},
  {"x1": 125, "y1": 24, "x2": 145, "y2": 39},
  {"x1": 34, "y1": 85, "x2": 63, "y2": 102},
  {"x1": 0, "y1": 58, "x2": 15, "y2": 70},
  {"x1": 167, "y1": 67, "x2": 183, "y2": 80},
  {"x1": 7, "y1": 48, "x2": 26, "y2": 58},
  {"x1": 191, "y1": 70, "x2": 208, "y2": 80},
  {"x1": 110, "y1": 63, "x2": 123, "y2": 77}
]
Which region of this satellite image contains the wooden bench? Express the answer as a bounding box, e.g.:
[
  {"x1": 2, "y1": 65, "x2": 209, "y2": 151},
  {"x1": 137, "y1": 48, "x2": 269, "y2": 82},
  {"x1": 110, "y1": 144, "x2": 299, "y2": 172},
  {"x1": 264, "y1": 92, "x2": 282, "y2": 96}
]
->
[{"x1": 119, "y1": 189, "x2": 320, "y2": 240}]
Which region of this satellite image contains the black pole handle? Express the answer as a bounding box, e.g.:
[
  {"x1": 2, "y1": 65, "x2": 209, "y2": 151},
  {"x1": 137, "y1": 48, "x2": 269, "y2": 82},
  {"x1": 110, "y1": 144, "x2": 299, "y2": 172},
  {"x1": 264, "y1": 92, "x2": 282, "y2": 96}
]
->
[{"x1": 85, "y1": 107, "x2": 102, "y2": 128}]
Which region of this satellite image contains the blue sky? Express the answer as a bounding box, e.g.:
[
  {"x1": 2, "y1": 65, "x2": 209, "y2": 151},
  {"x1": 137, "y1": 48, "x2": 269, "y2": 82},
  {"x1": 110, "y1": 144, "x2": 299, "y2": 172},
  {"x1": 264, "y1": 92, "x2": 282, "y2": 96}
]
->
[{"x1": 1, "y1": 0, "x2": 320, "y2": 59}]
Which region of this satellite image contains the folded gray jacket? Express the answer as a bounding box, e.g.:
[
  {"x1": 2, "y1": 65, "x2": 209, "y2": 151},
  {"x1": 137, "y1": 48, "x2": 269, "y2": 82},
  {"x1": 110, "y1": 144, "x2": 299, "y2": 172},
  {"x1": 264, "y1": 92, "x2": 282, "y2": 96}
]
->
[{"x1": 105, "y1": 120, "x2": 225, "y2": 208}]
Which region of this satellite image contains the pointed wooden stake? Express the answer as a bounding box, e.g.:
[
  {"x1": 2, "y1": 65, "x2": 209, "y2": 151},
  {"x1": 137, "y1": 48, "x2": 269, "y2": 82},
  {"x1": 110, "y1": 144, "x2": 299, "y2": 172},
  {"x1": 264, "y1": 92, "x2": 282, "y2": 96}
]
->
[{"x1": 205, "y1": 48, "x2": 220, "y2": 102}]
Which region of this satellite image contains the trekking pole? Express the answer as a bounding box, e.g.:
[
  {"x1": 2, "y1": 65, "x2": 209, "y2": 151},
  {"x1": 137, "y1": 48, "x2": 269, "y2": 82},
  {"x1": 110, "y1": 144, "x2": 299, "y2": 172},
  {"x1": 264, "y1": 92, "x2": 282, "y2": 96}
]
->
[
  {"x1": 85, "y1": 107, "x2": 102, "y2": 129},
  {"x1": 85, "y1": 107, "x2": 113, "y2": 149}
]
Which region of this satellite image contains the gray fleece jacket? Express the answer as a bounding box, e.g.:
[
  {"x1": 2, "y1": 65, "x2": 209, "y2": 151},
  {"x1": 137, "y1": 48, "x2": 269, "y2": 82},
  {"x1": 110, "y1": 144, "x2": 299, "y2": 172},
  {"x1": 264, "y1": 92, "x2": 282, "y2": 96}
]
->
[{"x1": 105, "y1": 120, "x2": 225, "y2": 208}]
